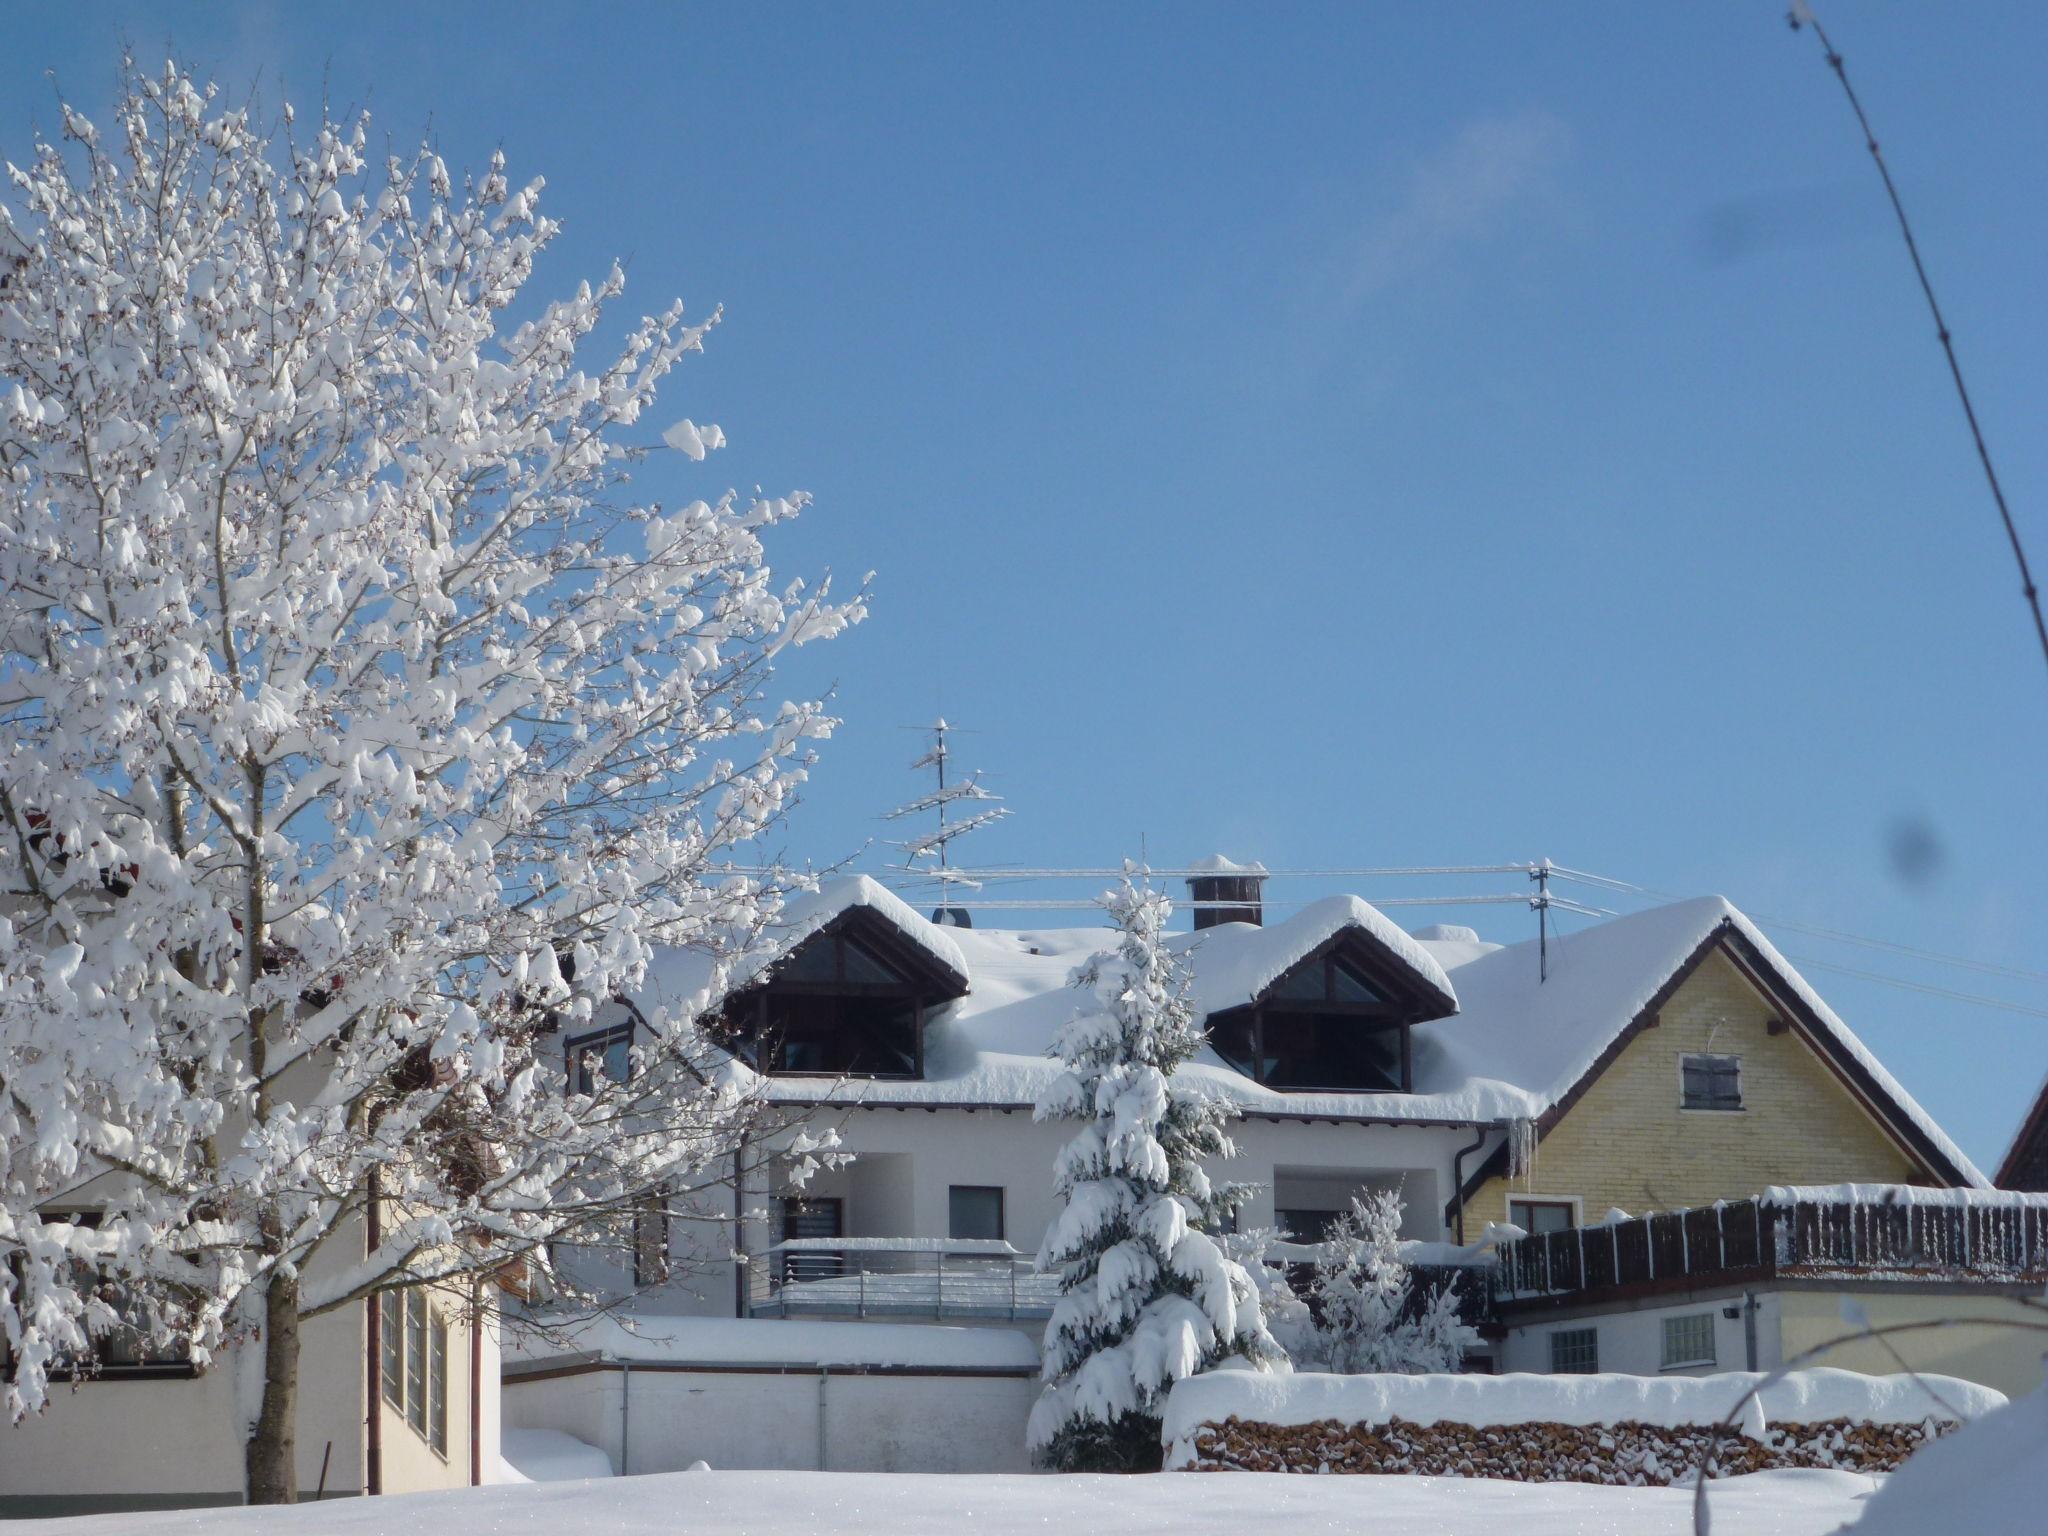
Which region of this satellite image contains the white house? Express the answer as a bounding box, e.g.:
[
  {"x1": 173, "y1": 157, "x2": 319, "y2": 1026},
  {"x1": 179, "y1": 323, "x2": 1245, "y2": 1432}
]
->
[{"x1": 505, "y1": 860, "x2": 1989, "y2": 1474}]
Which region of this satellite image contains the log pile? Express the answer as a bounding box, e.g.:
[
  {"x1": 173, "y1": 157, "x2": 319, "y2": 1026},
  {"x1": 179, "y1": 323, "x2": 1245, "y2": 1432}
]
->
[{"x1": 1183, "y1": 1414, "x2": 1949, "y2": 1483}]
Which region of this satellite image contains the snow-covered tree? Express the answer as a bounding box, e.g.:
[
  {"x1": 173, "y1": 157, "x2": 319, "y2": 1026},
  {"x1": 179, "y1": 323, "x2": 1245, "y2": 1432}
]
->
[
  {"x1": 0, "y1": 60, "x2": 862, "y2": 1501},
  {"x1": 1296, "y1": 1192, "x2": 1465, "y2": 1375},
  {"x1": 1029, "y1": 876, "x2": 1278, "y2": 1471}
]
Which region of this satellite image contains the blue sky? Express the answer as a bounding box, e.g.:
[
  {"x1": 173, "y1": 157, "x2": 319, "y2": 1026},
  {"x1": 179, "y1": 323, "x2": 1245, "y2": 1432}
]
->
[{"x1": 9, "y1": 3, "x2": 2046, "y2": 1170}]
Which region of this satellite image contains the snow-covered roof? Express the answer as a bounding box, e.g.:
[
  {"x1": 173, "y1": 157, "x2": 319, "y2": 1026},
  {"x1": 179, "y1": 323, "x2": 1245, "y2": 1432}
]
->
[
  {"x1": 1183, "y1": 895, "x2": 1456, "y2": 1020},
  {"x1": 624, "y1": 880, "x2": 1982, "y2": 1172},
  {"x1": 633, "y1": 874, "x2": 970, "y2": 1025}
]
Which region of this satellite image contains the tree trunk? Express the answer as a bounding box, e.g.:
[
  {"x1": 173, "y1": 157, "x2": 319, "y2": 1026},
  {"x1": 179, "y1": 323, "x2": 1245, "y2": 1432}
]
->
[{"x1": 245, "y1": 1271, "x2": 302, "y2": 1504}]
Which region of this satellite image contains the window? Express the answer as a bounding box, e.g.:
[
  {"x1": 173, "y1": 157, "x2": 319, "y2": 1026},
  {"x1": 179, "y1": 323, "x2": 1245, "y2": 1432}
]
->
[
  {"x1": 719, "y1": 928, "x2": 939, "y2": 1079},
  {"x1": 1203, "y1": 946, "x2": 1413, "y2": 1093},
  {"x1": 3, "y1": 1219, "x2": 194, "y2": 1382},
  {"x1": 1681, "y1": 1053, "x2": 1743, "y2": 1111},
  {"x1": 633, "y1": 1194, "x2": 671, "y2": 1288},
  {"x1": 1661, "y1": 1312, "x2": 1716, "y2": 1370},
  {"x1": 1549, "y1": 1327, "x2": 1599, "y2": 1374},
  {"x1": 1509, "y1": 1199, "x2": 1577, "y2": 1236},
  {"x1": 381, "y1": 1287, "x2": 450, "y2": 1458},
  {"x1": 780, "y1": 1197, "x2": 843, "y2": 1285},
  {"x1": 1275, "y1": 1207, "x2": 1342, "y2": 1244},
  {"x1": 566, "y1": 1020, "x2": 635, "y2": 1096},
  {"x1": 949, "y1": 1186, "x2": 1005, "y2": 1241}
]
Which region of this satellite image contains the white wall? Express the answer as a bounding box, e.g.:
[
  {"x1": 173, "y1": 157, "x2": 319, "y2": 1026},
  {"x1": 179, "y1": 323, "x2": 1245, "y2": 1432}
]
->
[
  {"x1": 503, "y1": 1364, "x2": 1039, "y2": 1474},
  {"x1": 1498, "y1": 1287, "x2": 1776, "y2": 1377}
]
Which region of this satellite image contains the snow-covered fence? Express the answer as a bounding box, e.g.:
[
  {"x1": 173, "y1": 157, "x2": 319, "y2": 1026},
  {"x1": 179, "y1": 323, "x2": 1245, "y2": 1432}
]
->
[
  {"x1": 1163, "y1": 1369, "x2": 2005, "y2": 1482},
  {"x1": 1491, "y1": 1187, "x2": 2048, "y2": 1304},
  {"x1": 748, "y1": 1237, "x2": 1058, "y2": 1321}
]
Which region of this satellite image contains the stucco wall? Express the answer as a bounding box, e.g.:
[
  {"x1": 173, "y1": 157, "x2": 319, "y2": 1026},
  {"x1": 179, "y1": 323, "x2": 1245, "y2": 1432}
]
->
[
  {"x1": 1496, "y1": 1285, "x2": 1778, "y2": 1377},
  {"x1": 1775, "y1": 1287, "x2": 2047, "y2": 1403},
  {"x1": 1468, "y1": 948, "x2": 1923, "y2": 1231},
  {"x1": 503, "y1": 1364, "x2": 1039, "y2": 1473},
  {"x1": 0, "y1": 1301, "x2": 366, "y2": 1516}
]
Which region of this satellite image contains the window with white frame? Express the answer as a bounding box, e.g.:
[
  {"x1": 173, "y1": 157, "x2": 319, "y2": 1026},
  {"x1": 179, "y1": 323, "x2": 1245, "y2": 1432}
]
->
[
  {"x1": 1661, "y1": 1312, "x2": 1716, "y2": 1370},
  {"x1": 1549, "y1": 1326, "x2": 1599, "y2": 1374},
  {"x1": 379, "y1": 1289, "x2": 450, "y2": 1458},
  {"x1": 1508, "y1": 1198, "x2": 1577, "y2": 1235},
  {"x1": 1680, "y1": 1052, "x2": 1743, "y2": 1111}
]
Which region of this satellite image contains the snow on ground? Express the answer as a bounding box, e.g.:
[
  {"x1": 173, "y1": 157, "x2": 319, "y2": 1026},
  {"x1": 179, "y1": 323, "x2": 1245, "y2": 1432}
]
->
[
  {"x1": 7, "y1": 1466, "x2": 1878, "y2": 1536},
  {"x1": 1842, "y1": 1382, "x2": 2047, "y2": 1535},
  {"x1": 497, "y1": 1428, "x2": 614, "y2": 1482}
]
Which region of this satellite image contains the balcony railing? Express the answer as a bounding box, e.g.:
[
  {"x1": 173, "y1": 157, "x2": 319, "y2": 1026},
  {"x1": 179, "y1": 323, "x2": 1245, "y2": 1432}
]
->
[
  {"x1": 747, "y1": 1237, "x2": 1059, "y2": 1321},
  {"x1": 1491, "y1": 1188, "x2": 2048, "y2": 1307}
]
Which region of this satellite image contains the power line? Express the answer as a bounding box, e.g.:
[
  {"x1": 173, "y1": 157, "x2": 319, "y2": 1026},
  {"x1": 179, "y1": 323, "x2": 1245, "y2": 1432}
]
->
[
  {"x1": 1785, "y1": 954, "x2": 2048, "y2": 1023},
  {"x1": 1789, "y1": 3, "x2": 2048, "y2": 682},
  {"x1": 1548, "y1": 865, "x2": 2048, "y2": 988}
]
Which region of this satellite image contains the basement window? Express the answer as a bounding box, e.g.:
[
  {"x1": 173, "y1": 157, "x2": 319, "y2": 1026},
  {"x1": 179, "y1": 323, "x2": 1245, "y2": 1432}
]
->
[
  {"x1": 1681, "y1": 1053, "x2": 1743, "y2": 1111},
  {"x1": 1661, "y1": 1312, "x2": 1717, "y2": 1371},
  {"x1": 1549, "y1": 1327, "x2": 1599, "y2": 1375}
]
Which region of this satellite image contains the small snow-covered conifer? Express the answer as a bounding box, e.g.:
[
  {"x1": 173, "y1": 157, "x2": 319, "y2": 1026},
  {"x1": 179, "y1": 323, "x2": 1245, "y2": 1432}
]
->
[
  {"x1": 1299, "y1": 1192, "x2": 1466, "y2": 1375},
  {"x1": 0, "y1": 59, "x2": 861, "y2": 1502},
  {"x1": 1028, "y1": 876, "x2": 1277, "y2": 1471}
]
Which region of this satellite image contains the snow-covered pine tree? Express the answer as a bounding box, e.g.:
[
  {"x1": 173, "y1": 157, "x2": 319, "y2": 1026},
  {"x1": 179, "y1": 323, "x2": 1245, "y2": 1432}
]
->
[
  {"x1": 1029, "y1": 876, "x2": 1278, "y2": 1471},
  {"x1": 1301, "y1": 1192, "x2": 1466, "y2": 1375},
  {"x1": 0, "y1": 60, "x2": 862, "y2": 1502}
]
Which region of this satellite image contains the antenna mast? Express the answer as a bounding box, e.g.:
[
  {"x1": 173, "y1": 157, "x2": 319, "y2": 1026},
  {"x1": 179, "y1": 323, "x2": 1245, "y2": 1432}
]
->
[{"x1": 884, "y1": 719, "x2": 1009, "y2": 924}]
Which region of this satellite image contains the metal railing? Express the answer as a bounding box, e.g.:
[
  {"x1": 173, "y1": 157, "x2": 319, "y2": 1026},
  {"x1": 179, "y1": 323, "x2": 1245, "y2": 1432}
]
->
[
  {"x1": 1491, "y1": 1191, "x2": 2048, "y2": 1305},
  {"x1": 748, "y1": 1237, "x2": 1059, "y2": 1321}
]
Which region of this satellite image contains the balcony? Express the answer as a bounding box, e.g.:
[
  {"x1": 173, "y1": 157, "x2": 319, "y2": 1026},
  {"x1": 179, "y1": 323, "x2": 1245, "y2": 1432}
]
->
[{"x1": 747, "y1": 1236, "x2": 1060, "y2": 1322}]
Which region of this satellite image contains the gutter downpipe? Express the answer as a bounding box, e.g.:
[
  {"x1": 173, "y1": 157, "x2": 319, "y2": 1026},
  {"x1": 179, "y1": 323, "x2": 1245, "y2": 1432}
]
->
[
  {"x1": 1743, "y1": 1290, "x2": 1761, "y2": 1372},
  {"x1": 817, "y1": 1366, "x2": 829, "y2": 1471},
  {"x1": 620, "y1": 1359, "x2": 631, "y2": 1476},
  {"x1": 1451, "y1": 1125, "x2": 1491, "y2": 1245},
  {"x1": 365, "y1": 1171, "x2": 382, "y2": 1497},
  {"x1": 733, "y1": 1133, "x2": 749, "y2": 1319}
]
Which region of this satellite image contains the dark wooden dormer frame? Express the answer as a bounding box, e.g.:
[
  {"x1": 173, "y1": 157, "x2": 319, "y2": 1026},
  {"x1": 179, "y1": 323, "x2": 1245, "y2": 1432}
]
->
[
  {"x1": 1205, "y1": 929, "x2": 1452, "y2": 1094},
  {"x1": 719, "y1": 908, "x2": 969, "y2": 1080}
]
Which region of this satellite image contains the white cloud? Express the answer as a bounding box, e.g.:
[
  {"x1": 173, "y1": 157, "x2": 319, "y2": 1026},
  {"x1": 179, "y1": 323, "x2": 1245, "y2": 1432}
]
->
[{"x1": 1344, "y1": 110, "x2": 1573, "y2": 303}]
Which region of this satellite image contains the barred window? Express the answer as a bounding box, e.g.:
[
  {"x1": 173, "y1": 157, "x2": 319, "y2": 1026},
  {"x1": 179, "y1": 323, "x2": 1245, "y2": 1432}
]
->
[
  {"x1": 379, "y1": 1292, "x2": 403, "y2": 1410},
  {"x1": 381, "y1": 1287, "x2": 451, "y2": 1459},
  {"x1": 1662, "y1": 1312, "x2": 1716, "y2": 1369},
  {"x1": 1549, "y1": 1327, "x2": 1599, "y2": 1374},
  {"x1": 1681, "y1": 1053, "x2": 1743, "y2": 1111}
]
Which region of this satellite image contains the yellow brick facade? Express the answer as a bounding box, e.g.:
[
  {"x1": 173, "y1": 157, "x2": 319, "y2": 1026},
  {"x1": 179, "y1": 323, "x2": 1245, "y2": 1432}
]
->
[{"x1": 1466, "y1": 946, "x2": 1925, "y2": 1232}]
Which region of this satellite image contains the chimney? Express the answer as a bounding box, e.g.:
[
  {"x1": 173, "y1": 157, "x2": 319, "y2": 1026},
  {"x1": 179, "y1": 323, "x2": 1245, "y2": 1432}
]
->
[{"x1": 1186, "y1": 855, "x2": 1267, "y2": 930}]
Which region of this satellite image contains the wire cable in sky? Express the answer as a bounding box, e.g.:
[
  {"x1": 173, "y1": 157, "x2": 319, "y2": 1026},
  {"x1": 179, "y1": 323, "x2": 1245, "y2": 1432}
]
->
[{"x1": 1789, "y1": 2, "x2": 2048, "y2": 684}]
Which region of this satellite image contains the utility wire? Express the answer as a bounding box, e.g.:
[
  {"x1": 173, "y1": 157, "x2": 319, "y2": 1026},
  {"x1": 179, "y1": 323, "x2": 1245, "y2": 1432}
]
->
[
  {"x1": 1786, "y1": 954, "x2": 2048, "y2": 1022},
  {"x1": 1548, "y1": 864, "x2": 2048, "y2": 987},
  {"x1": 1789, "y1": 2, "x2": 2048, "y2": 682}
]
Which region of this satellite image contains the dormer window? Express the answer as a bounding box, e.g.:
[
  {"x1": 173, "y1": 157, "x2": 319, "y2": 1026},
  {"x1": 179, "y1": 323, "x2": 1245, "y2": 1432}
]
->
[
  {"x1": 1206, "y1": 940, "x2": 1436, "y2": 1093},
  {"x1": 717, "y1": 914, "x2": 967, "y2": 1079}
]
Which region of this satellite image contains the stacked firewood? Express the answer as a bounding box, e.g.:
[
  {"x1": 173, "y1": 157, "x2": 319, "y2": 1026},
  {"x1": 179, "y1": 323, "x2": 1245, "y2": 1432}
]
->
[{"x1": 1183, "y1": 1414, "x2": 1949, "y2": 1483}]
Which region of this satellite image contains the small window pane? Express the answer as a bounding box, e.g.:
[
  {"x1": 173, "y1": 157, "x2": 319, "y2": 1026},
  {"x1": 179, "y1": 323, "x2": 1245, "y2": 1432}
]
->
[
  {"x1": 1550, "y1": 1327, "x2": 1599, "y2": 1374},
  {"x1": 428, "y1": 1318, "x2": 449, "y2": 1458},
  {"x1": 1509, "y1": 1199, "x2": 1575, "y2": 1236},
  {"x1": 380, "y1": 1292, "x2": 404, "y2": 1410},
  {"x1": 1682, "y1": 1053, "x2": 1743, "y2": 1111},
  {"x1": 1662, "y1": 1312, "x2": 1716, "y2": 1369},
  {"x1": 405, "y1": 1292, "x2": 428, "y2": 1434},
  {"x1": 1329, "y1": 960, "x2": 1384, "y2": 1005},
  {"x1": 1268, "y1": 963, "x2": 1327, "y2": 1002},
  {"x1": 774, "y1": 938, "x2": 839, "y2": 981},
  {"x1": 840, "y1": 937, "x2": 911, "y2": 986},
  {"x1": 948, "y1": 1186, "x2": 1005, "y2": 1241}
]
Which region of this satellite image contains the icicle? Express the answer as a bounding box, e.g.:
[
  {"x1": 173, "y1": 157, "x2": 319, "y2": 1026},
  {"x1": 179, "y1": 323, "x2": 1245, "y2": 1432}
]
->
[{"x1": 1506, "y1": 1118, "x2": 1537, "y2": 1185}]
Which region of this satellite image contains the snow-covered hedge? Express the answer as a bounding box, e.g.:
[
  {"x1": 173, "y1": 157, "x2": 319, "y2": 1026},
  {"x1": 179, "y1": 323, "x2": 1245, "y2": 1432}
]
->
[{"x1": 1163, "y1": 1369, "x2": 2004, "y2": 1482}]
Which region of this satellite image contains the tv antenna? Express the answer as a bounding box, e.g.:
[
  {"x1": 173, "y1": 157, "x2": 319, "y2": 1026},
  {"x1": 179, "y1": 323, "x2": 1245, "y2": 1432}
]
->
[{"x1": 883, "y1": 719, "x2": 1009, "y2": 924}]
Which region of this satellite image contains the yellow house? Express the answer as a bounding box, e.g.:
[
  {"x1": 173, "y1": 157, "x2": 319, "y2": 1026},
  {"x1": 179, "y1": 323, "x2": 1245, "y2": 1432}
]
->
[{"x1": 1442, "y1": 898, "x2": 1980, "y2": 1239}]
